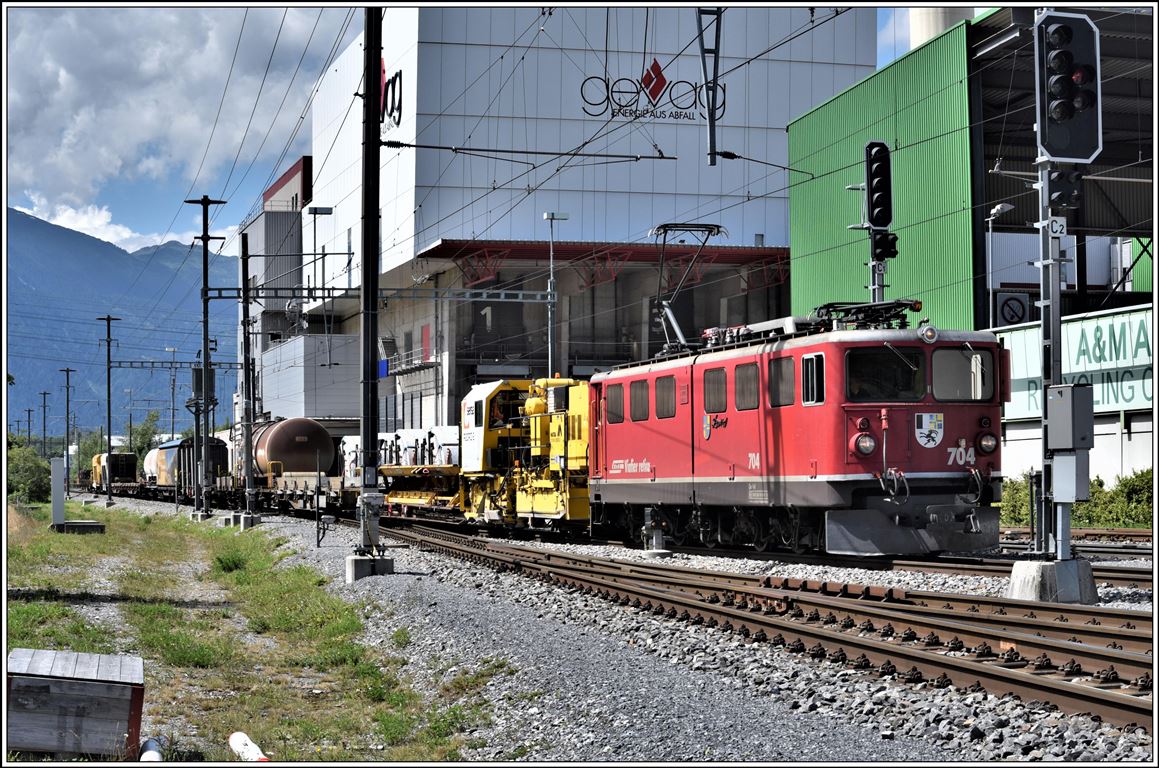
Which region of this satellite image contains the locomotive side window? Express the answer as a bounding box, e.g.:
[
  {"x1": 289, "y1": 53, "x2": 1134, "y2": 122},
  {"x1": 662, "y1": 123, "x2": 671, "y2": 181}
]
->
[
  {"x1": 474, "y1": 400, "x2": 484, "y2": 428},
  {"x1": 768, "y1": 357, "x2": 795, "y2": 406},
  {"x1": 704, "y1": 368, "x2": 727, "y2": 413},
  {"x1": 606, "y1": 384, "x2": 624, "y2": 423},
  {"x1": 735, "y1": 363, "x2": 759, "y2": 411},
  {"x1": 802, "y1": 354, "x2": 825, "y2": 405},
  {"x1": 655, "y1": 376, "x2": 676, "y2": 419},
  {"x1": 630, "y1": 380, "x2": 650, "y2": 421},
  {"x1": 846, "y1": 347, "x2": 924, "y2": 401},
  {"x1": 933, "y1": 348, "x2": 994, "y2": 401}
]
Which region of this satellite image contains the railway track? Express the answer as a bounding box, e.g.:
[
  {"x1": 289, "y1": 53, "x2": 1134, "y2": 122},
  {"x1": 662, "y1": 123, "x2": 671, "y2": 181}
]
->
[
  {"x1": 379, "y1": 524, "x2": 1151, "y2": 729},
  {"x1": 1002, "y1": 526, "x2": 1153, "y2": 542},
  {"x1": 664, "y1": 545, "x2": 1153, "y2": 589},
  {"x1": 999, "y1": 540, "x2": 1153, "y2": 560}
]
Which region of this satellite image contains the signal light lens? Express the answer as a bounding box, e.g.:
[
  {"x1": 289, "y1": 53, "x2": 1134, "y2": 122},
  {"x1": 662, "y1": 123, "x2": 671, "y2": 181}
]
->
[
  {"x1": 1046, "y1": 23, "x2": 1073, "y2": 47},
  {"x1": 919, "y1": 325, "x2": 939, "y2": 344},
  {"x1": 1071, "y1": 65, "x2": 1095, "y2": 86},
  {"x1": 977, "y1": 433, "x2": 998, "y2": 454},
  {"x1": 979, "y1": 416, "x2": 992, "y2": 429},
  {"x1": 855, "y1": 433, "x2": 877, "y2": 456},
  {"x1": 857, "y1": 417, "x2": 871, "y2": 431},
  {"x1": 1049, "y1": 99, "x2": 1075, "y2": 122},
  {"x1": 1048, "y1": 74, "x2": 1075, "y2": 99},
  {"x1": 1072, "y1": 90, "x2": 1095, "y2": 112},
  {"x1": 1047, "y1": 49, "x2": 1074, "y2": 74}
]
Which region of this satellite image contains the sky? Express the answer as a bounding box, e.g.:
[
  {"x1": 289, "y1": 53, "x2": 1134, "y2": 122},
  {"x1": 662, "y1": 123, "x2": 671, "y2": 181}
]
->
[
  {"x1": 5, "y1": 5, "x2": 362, "y2": 257},
  {"x1": 4, "y1": 4, "x2": 986, "y2": 257}
]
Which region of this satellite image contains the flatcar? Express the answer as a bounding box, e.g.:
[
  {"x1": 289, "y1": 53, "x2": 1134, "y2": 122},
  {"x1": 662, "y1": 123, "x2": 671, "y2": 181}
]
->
[{"x1": 589, "y1": 300, "x2": 1005, "y2": 555}]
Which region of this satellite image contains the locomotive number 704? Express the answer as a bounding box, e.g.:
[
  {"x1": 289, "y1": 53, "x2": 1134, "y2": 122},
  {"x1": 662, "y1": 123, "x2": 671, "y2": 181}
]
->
[{"x1": 946, "y1": 446, "x2": 976, "y2": 465}]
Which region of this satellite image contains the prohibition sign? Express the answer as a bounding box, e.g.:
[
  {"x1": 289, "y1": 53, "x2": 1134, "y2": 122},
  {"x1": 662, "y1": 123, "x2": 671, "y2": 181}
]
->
[{"x1": 1000, "y1": 296, "x2": 1026, "y2": 325}]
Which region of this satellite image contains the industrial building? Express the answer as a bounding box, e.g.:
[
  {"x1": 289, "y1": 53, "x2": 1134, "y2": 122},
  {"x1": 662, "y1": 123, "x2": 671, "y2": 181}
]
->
[
  {"x1": 238, "y1": 6, "x2": 878, "y2": 429},
  {"x1": 786, "y1": 7, "x2": 1153, "y2": 481}
]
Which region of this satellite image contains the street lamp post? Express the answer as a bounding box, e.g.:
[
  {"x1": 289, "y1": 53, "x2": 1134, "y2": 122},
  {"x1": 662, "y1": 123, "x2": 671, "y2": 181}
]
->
[
  {"x1": 986, "y1": 202, "x2": 1015, "y2": 329},
  {"x1": 542, "y1": 211, "x2": 569, "y2": 377},
  {"x1": 165, "y1": 347, "x2": 177, "y2": 439}
]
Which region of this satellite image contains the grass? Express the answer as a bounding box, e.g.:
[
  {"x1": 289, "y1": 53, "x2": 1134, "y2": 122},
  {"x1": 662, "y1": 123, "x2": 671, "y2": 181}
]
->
[
  {"x1": 5, "y1": 502, "x2": 502, "y2": 761},
  {"x1": 5, "y1": 600, "x2": 117, "y2": 654}
]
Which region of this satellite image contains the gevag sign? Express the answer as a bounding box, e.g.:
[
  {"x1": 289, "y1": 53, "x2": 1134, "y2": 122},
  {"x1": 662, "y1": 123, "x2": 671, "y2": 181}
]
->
[
  {"x1": 580, "y1": 57, "x2": 726, "y2": 122},
  {"x1": 380, "y1": 61, "x2": 402, "y2": 130}
]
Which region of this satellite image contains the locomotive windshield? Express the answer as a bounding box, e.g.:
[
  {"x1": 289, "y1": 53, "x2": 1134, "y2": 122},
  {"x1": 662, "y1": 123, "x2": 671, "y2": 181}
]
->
[
  {"x1": 846, "y1": 347, "x2": 925, "y2": 401},
  {"x1": 932, "y1": 347, "x2": 994, "y2": 401}
]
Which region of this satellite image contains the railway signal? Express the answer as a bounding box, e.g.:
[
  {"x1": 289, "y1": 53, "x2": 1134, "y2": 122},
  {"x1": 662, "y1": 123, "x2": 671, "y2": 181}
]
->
[
  {"x1": 1047, "y1": 167, "x2": 1083, "y2": 211},
  {"x1": 864, "y1": 141, "x2": 893, "y2": 229},
  {"x1": 871, "y1": 230, "x2": 899, "y2": 260},
  {"x1": 1034, "y1": 12, "x2": 1101, "y2": 163}
]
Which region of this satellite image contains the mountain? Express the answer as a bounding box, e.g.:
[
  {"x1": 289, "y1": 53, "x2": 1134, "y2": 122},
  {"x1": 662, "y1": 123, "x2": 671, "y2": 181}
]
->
[{"x1": 5, "y1": 207, "x2": 238, "y2": 444}]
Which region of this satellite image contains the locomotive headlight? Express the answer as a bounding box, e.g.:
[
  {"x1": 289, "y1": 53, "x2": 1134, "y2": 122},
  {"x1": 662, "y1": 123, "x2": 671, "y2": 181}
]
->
[
  {"x1": 918, "y1": 324, "x2": 939, "y2": 344},
  {"x1": 854, "y1": 433, "x2": 877, "y2": 455},
  {"x1": 977, "y1": 433, "x2": 998, "y2": 454}
]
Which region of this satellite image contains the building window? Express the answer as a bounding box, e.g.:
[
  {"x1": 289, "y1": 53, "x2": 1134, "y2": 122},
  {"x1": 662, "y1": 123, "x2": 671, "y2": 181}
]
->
[
  {"x1": 606, "y1": 384, "x2": 624, "y2": 424},
  {"x1": 655, "y1": 376, "x2": 676, "y2": 419},
  {"x1": 630, "y1": 380, "x2": 649, "y2": 422},
  {"x1": 768, "y1": 357, "x2": 794, "y2": 406},
  {"x1": 735, "y1": 363, "x2": 759, "y2": 411},
  {"x1": 704, "y1": 368, "x2": 727, "y2": 413},
  {"x1": 802, "y1": 354, "x2": 825, "y2": 405}
]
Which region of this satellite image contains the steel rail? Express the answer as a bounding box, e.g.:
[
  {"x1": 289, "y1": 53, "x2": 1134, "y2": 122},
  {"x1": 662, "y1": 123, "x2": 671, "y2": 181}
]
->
[
  {"x1": 388, "y1": 526, "x2": 1152, "y2": 728},
  {"x1": 476, "y1": 545, "x2": 1153, "y2": 658}
]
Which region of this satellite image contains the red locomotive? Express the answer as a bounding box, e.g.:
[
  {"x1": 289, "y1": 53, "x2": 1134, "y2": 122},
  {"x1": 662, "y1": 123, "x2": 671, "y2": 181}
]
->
[{"x1": 589, "y1": 300, "x2": 1007, "y2": 555}]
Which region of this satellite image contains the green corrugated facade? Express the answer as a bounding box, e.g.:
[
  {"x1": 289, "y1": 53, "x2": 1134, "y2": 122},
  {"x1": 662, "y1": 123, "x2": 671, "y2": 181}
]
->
[
  {"x1": 788, "y1": 23, "x2": 975, "y2": 329},
  {"x1": 1131, "y1": 238, "x2": 1152, "y2": 292}
]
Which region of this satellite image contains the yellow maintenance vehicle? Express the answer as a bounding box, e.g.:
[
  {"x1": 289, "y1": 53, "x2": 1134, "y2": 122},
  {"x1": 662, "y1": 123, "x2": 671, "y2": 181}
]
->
[{"x1": 379, "y1": 377, "x2": 590, "y2": 531}]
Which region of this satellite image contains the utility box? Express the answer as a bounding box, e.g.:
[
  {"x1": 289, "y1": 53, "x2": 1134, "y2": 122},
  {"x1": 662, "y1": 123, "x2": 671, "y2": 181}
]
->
[
  {"x1": 1052, "y1": 451, "x2": 1090, "y2": 502},
  {"x1": 1045, "y1": 384, "x2": 1094, "y2": 450},
  {"x1": 6, "y1": 649, "x2": 144, "y2": 759}
]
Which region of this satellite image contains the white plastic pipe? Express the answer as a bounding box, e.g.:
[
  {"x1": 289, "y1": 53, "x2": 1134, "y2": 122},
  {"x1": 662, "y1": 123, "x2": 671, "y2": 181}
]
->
[
  {"x1": 229, "y1": 732, "x2": 270, "y2": 761},
  {"x1": 139, "y1": 737, "x2": 165, "y2": 761}
]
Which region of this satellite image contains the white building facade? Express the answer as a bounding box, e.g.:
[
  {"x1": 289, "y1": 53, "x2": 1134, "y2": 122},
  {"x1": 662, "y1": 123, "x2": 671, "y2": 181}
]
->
[
  {"x1": 278, "y1": 7, "x2": 877, "y2": 429},
  {"x1": 997, "y1": 306, "x2": 1153, "y2": 487}
]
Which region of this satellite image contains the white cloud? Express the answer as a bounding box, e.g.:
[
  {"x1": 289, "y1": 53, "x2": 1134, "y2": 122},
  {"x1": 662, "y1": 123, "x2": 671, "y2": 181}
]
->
[
  {"x1": 16, "y1": 194, "x2": 239, "y2": 257},
  {"x1": 6, "y1": 7, "x2": 357, "y2": 217}
]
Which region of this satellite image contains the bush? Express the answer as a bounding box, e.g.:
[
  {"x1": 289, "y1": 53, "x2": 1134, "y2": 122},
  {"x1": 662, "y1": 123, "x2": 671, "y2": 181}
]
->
[
  {"x1": 999, "y1": 467, "x2": 1152, "y2": 529},
  {"x1": 7, "y1": 446, "x2": 51, "y2": 502}
]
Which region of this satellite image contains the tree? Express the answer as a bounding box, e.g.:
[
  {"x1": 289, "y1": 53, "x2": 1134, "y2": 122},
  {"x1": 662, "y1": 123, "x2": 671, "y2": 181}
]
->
[
  {"x1": 129, "y1": 410, "x2": 161, "y2": 470},
  {"x1": 8, "y1": 445, "x2": 51, "y2": 502},
  {"x1": 76, "y1": 428, "x2": 106, "y2": 483}
]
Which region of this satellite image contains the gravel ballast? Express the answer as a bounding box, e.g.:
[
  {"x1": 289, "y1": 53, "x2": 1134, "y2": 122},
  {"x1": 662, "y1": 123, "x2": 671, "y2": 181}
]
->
[{"x1": 98, "y1": 499, "x2": 1155, "y2": 761}]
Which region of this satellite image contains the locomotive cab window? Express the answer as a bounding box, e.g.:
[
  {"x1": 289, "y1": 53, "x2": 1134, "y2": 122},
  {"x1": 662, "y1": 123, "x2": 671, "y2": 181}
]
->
[
  {"x1": 606, "y1": 384, "x2": 624, "y2": 423},
  {"x1": 735, "y1": 363, "x2": 759, "y2": 411},
  {"x1": 655, "y1": 376, "x2": 676, "y2": 419},
  {"x1": 933, "y1": 348, "x2": 994, "y2": 401},
  {"x1": 846, "y1": 347, "x2": 924, "y2": 401},
  {"x1": 768, "y1": 357, "x2": 794, "y2": 406},
  {"x1": 630, "y1": 380, "x2": 650, "y2": 421},
  {"x1": 802, "y1": 354, "x2": 825, "y2": 405},
  {"x1": 704, "y1": 368, "x2": 727, "y2": 413}
]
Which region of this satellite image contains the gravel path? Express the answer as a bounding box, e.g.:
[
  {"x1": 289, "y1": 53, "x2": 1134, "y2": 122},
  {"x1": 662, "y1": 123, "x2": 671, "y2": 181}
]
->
[{"x1": 95, "y1": 499, "x2": 1154, "y2": 761}]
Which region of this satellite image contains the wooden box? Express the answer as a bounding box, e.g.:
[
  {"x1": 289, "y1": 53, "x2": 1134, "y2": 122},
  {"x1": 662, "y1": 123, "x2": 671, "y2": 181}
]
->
[{"x1": 7, "y1": 648, "x2": 144, "y2": 759}]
